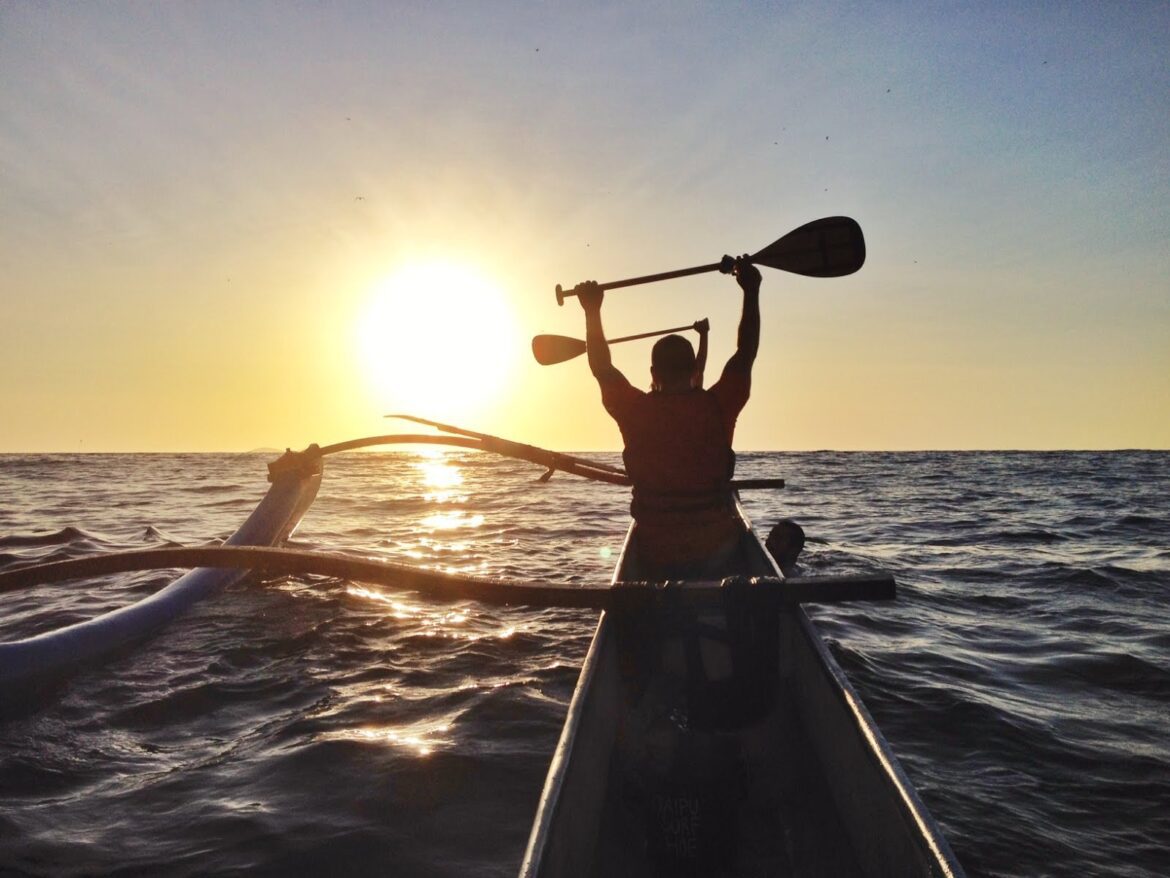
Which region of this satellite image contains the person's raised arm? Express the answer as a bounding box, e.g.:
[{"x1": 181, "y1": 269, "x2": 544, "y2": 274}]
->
[
  {"x1": 577, "y1": 281, "x2": 624, "y2": 385},
  {"x1": 724, "y1": 256, "x2": 761, "y2": 374},
  {"x1": 692, "y1": 318, "x2": 709, "y2": 388}
]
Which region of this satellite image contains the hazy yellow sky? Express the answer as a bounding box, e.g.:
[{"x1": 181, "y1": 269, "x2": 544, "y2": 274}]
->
[{"x1": 2, "y1": 3, "x2": 1167, "y2": 451}]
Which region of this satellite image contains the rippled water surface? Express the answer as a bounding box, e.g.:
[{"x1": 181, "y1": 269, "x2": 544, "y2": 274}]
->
[{"x1": 1, "y1": 451, "x2": 1168, "y2": 877}]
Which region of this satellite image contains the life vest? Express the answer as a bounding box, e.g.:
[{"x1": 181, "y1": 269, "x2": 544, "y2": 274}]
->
[{"x1": 618, "y1": 389, "x2": 736, "y2": 525}]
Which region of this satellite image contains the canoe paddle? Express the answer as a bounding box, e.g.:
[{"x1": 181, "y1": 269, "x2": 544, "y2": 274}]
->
[
  {"x1": 555, "y1": 215, "x2": 865, "y2": 305},
  {"x1": 531, "y1": 319, "x2": 708, "y2": 366}
]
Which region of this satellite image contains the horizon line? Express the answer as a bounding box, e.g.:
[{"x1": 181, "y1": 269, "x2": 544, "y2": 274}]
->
[{"x1": 2, "y1": 447, "x2": 1167, "y2": 455}]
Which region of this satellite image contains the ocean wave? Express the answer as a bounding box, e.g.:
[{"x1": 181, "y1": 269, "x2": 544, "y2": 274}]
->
[
  {"x1": 0, "y1": 526, "x2": 108, "y2": 548},
  {"x1": 1047, "y1": 651, "x2": 1170, "y2": 699},
  {"x1": 2, "y1": 450, "x2": 1168, "y2": 877}
]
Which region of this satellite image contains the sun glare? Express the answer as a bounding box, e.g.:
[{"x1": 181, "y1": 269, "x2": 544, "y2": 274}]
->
[{"x1": 357, "y1": 262, "x2": 519, "y2": 420}]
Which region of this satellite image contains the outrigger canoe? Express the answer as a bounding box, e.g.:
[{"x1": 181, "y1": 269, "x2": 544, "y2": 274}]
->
[
  {"x1": 521, "y1": 496, "x2": 964, "y2": 877},
  {"x1": 0, "y1": 424, "x2": 963, "y2": 875}
]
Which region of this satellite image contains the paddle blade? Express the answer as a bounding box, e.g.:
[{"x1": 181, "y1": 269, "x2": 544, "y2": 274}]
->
[
  {"x1": 532, "y1": 334, "x2": 588, "y2": 365},
  {"x1": 752, "y1": 216, "x2": 865, "y2": 278}
]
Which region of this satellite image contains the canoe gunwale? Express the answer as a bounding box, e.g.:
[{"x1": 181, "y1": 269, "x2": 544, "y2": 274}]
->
[
  {"x1": 787, "y1": 605, "x2": 964, "y2": 877},
  {"x1": 743, "y1": 493, "x2": 963, "y2": 876},
  {"x1": 517, "y1": 613, "x2": 613, "y2": 878},
  {"x1": 518, "y1": 522, "x2": 635, "y2": 878}
]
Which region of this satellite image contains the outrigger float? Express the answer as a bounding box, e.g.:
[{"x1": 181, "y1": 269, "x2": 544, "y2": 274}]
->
[{"x1": 0, "y1": 415, "x2": 963, "y2": 877}]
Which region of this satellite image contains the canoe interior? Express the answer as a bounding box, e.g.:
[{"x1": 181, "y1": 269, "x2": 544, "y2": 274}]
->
[{"x1": 521, "y1": 501, "x2": 962, "y2": 878}]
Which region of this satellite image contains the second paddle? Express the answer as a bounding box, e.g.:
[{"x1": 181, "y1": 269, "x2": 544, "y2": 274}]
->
[{"x1": 532, "y1": 319, "x2": 708, "y2": 366}]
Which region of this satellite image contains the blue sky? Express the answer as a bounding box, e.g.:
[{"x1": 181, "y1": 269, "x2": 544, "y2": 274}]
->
[{"x1": 2, "y1": 2, "x2": 1167, "y2": 450}]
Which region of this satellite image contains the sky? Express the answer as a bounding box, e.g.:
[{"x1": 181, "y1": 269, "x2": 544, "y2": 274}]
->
[{"x1": 2, "y1": 2, "x2": 1167, "y2": 452}]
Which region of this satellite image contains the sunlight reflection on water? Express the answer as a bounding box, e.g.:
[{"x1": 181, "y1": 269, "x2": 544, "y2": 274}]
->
[
  {"x1": 416, "y1": 457, "x2": 468, "y2": 504},
  {"x1": 420, "y1": 511, "x2": 484, "y2": 531},
  {"x1": 324, "y1": 720, "x2": 455, "y2": 756},
  {"x1": 346, "y1": 585, "x2": 515, "y2": 641},
  {"x1": 347, "y1": 585, "x2": 432, "y2": 620}
]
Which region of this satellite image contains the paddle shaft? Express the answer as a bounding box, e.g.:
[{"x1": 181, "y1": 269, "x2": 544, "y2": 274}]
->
[
  {"x1": 610, "y1": 322, "x2": 701, "y2": 345},
  {"x1": 557, "y1": 260, "x2": 728, "y2": 305}
]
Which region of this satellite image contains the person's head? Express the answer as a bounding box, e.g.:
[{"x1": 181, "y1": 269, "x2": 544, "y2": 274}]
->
[
  {"x1": 766, "y1": 519, "x2": 806, "y2": 571},
  {"x1": 650, "y1": 334, "x2": 696, "y2": 392}
]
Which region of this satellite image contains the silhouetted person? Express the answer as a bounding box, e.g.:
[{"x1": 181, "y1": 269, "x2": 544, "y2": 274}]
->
[
  {"x1": 575, "y1": 258, "x2": 760, "y2": 575},
  {"x1": 765, "y1": 519, "x2": 805, "y2": 574}
]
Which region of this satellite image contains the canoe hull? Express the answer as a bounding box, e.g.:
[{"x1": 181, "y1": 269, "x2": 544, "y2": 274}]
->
[{"x1": 521, "y1": 499, "x2": 962, "y2": 877}]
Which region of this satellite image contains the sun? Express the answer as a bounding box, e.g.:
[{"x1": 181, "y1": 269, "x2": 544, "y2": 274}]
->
[{"x1": 356, "y1": 261, "x2": 520, "y2": 421}]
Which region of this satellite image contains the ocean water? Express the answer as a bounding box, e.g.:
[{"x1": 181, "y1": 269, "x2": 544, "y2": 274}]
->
[{"x1": 0, "y1": 450, "x2": 1167, "y2": 877}]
